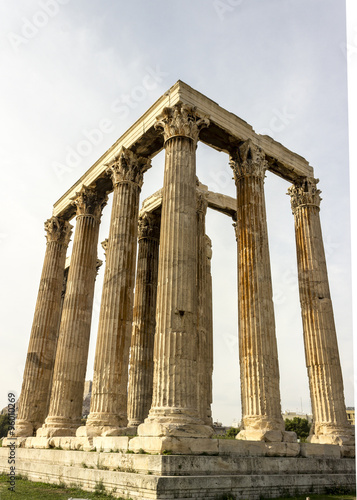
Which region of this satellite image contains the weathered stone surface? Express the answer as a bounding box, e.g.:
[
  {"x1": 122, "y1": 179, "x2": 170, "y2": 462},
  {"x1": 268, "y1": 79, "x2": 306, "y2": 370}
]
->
[
  {"x1": 196, "y1": 191, "x2": 213, "y2": 425},
  {"x1": 0, "y1": 447, "x2": 355, "y2": 499},
  {"x1": 266, "y1": 443, "x2": 300, "y2": 457},
  {"x1": 230, "y1": 140, "x2": 285, "y2": 440},
  {"x1": 288, "y1": 177, "x2": 354, "y2": 447},
  {"x1": 300, "y1": 442, "x2": 341, "y2": 458},
  {"x1": 93, "y1": 436, "x2": 130, "y2": 452},
  {"x1": 37, "y1": 186, "x2": 107, "y2": 438},
  {"x1": 139, "y1": 104, "x2": 213, "y2": 439},
  {"x1": 129, "y1": 436, "x2": 219, "y2": 455},
  {"x1": 15, "y1": 217, "x2": 72, "y2": 437},
  {"x1": 127, "y1": 212, "x2": 160, "y2": 427},
  {"x1": 283, "y1": 431, "x2": 298, "y2": 443},
  {"x1": 218, "y1": 439, "x2": 267, "y2": 456}
]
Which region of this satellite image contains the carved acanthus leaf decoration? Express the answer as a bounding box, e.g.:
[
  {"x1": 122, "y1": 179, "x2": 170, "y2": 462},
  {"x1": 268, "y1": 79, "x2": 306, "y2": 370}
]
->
[
  {"x1": 138, "y1": 212, "x2": 160, "y2": 240},
  {"x1": 44, "y1": 217, "x2": 73, "y2": 246},
  {"x1": 155, "y1": 103, "x2": 209, "y2": 144},
  {"x1": 288, "y1": 177, "x2": 321, "y2": 213},
  {"x1": 72, "y1": 186, "x2": 108, "y2": 219},
  {"x1": 106, "y1": 147, "x2": 150, "y2": 188},
  {"x1": 229, "y1": 139, "x2": 267, "y2": 183}
]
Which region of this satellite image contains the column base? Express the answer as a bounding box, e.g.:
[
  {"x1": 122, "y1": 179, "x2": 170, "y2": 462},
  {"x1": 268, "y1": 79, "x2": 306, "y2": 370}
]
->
[
  {"x1": 127, "y1": 419, "x2": 144, "y2": 427},
  {"x1": 76, "y1": 425, "x2": 138, "y2": 438},
  {"x1": 237, "y1": 416, "x2": 295, "y2": 442},
  {"x1": 138, "y1": 412, "x2": 214, "y2": 438},
  {"x1": 36, "y1": 417, "x2": 81, "y2": 438},
  {"x1": 85, "y1": 412, "x2": 127, "y2": 428},
  {"x1": 237, "y1": 429, "x2": 297, "y2": 443},
  {"x1": 308, "y1": 423, "x2": 355, "y2": 446},
  {"x1": 13, "y1": 419, "x2": 36, "y2": 437}
]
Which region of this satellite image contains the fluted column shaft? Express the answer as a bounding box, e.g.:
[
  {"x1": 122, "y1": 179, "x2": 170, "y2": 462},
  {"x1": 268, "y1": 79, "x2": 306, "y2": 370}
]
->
[
  {"x1": 37, "y1": 187, "x2": 107, "y2": 437},
  {"x1": 196, "y1": 193, "x2": 213, "y2": 424},
  {"x1": 127, "y1": 213, "x2": 160, "y2": 427},
  {"x1": 151, "y1": 136, "x2": 198, "y2": 415},
  {"x1": 83, "y1": 148, "x2": 150, "y2": 435},
  {"x1": 288, "y1": 178, "x2": 353, "y2": 445},
  {"x1": 230, "y1": 140, "x2": 285, "y2": 440},
  {"x1": 204, "y1": 235, "x2": 214, "y2": 424},
  {"x1": 15, "y1": 218, "x2": 72, "y2": 437},
  {"x1": 138, "y1": 104, "x2": 213, "y2": 437}
]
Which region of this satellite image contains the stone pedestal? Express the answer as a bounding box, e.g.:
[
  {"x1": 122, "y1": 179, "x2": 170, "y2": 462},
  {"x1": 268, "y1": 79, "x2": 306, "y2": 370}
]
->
[
  {"x1": 288, "y1": 177, "x2": 354, "y2": 448},
  {"x1": 133, "y1": 104, "x2": 213, "y2": 445},
  {"x1": 196, "y1": 192, "x2": 213, "y2": 425},
  {"x1": 37, "y1": 186, "x2": 107, "y2": 438},
  {"x1": 127, "y1": 212, "x2": 160, "y2": 427},
  {"x1": 80, "y1": 148, "x2": 150, "y2": 437},
  {"x1": 230, "y1": 140, "x2": 287, "y2": 442},
  {"x1": 14, "y1": 217, "x2": 72, "y2": 437}
]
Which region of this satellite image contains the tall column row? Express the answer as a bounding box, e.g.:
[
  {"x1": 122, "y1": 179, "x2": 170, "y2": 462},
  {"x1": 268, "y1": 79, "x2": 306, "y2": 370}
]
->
[
  {"x1": 15, "y1": 110, "x2": 352, "y2": 451},
  {"x1": 37, "y1": 186, "x2": 107, "y2": 437}
]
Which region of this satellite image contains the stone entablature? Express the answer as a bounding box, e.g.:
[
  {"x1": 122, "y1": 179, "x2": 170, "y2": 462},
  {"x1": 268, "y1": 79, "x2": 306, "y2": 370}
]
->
[{"x1": 53, "y1": 81, "x2": 313, "y2": 220}]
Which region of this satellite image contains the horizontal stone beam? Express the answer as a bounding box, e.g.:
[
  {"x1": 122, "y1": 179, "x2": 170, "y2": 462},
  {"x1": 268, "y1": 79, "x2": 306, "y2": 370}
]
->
[
  {"x1": 53, "y1": 81, "x2": 314, "y2": 220},
  {"x1": 140, "y1": 183, "x2": 236, "y2": 219}
]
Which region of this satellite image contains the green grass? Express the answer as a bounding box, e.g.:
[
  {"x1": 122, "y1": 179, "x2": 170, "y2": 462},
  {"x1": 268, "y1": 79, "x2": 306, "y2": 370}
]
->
[
  {"x1": 1, "y1": 474, "x2": 354, "y2": 500},
  {"x1": 0, "y1": 473, "x2": 130, "y2": 499},
  {"x1": 266, "y1": 495, "x2": 355, "y2": 500}
]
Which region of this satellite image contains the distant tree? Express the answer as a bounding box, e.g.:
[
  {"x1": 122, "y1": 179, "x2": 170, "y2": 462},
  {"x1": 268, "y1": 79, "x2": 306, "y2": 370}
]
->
[
  {"x1": 0, "y1": 414, "x2": 10, "y2": 438},
  {"x1": 284, "y1": 417, "x2": 311, "y2": 440},
  {"x1": 225, "y1": 427, "x2": 239, "y2": 438}
]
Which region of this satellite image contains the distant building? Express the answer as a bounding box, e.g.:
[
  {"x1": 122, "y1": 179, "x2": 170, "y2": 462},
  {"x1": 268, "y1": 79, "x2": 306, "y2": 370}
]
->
[
  {"x1": 231, "y1": 419, "x2": 240, "y2": 429},
  {"x1": 346, "y1": 407, "x2": 355, "y2": 425},
  {"x1": 282, "y1": 411, "x2": 313, "y2": 423}
]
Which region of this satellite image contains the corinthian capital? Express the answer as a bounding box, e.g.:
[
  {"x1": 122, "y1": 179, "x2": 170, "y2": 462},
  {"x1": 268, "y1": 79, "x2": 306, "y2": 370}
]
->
[
  {"x1": 72, "y1": 186, "x2": 108, "y2": 220},
  {"x1": 106, "y1": 147, "x2": 150, "y2": 188},
  {"x1": 138, "y1": 212, "x2": 160, "y2": 240},
  {"x1": 44, "y1": 217, "x2": 73, "y2": 246},
  {"x1": 229, "y1": 140, "x2": 267, "y2": 183},
  {"x1": 288, "y1": 177, "x2": 321, "y2": 213},
  {"x1": 155, "y1": 103, "x2": 209, "y2": 145}
]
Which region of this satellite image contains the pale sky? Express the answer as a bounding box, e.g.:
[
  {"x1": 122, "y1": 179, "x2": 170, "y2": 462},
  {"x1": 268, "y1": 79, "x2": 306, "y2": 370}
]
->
[{"x1": 0, "y1": 0, "x2": 355, "y2": 426}]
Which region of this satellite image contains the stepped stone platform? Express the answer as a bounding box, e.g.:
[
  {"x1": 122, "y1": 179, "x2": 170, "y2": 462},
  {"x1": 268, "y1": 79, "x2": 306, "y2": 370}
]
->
[{"x1": 0, "y1": 439, "x2": 355, "y2": 499}]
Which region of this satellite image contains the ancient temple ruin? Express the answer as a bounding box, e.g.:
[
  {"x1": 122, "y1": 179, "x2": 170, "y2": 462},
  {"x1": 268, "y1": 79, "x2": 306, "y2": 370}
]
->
[{"x1": 1, "y1": 81, "x2": 355, "y2": 499}]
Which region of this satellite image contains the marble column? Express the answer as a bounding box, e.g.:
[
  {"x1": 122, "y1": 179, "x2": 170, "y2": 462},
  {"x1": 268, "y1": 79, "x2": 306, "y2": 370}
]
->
[
  {"x1": 288, "y1": 177, "x2": 354, "y2": 446},
  {"x1": 204, "y1": 235, "x2": 214, "y2": 425},
  {"x1": 37, "y1": 186, "x2": 107, "y2": 437},
  {"x1": 80, "y1": 148, "x2": 150, "y2": 436},
  {"x1": 127, "y1": 212, "x2": 160, "y2": 427},
  {"x1": 196, "y1": 192, "x2": 213, "y2": 425},
  {"x1": 15, "y1": 217, "x2": 72, "y2": 437},
  {"x1": 230, "y1": 140, "x2": 286, "y2": 442},
  {"x1": 138, "y1": 103, "x2": 213, "y2": 438}
]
